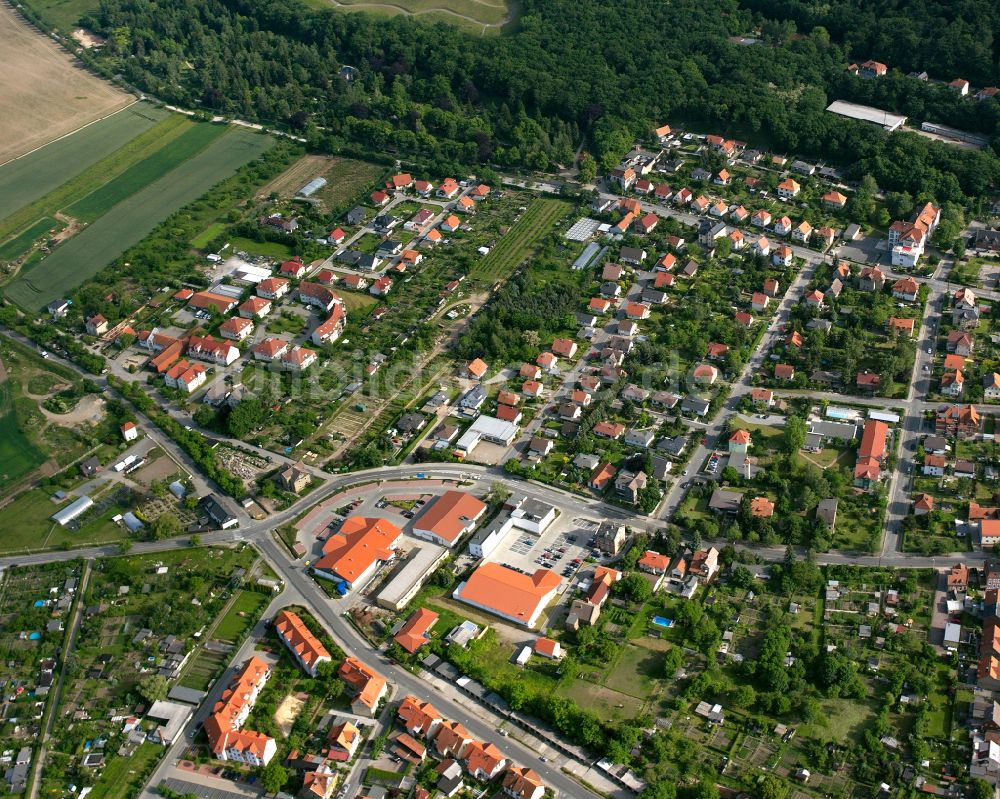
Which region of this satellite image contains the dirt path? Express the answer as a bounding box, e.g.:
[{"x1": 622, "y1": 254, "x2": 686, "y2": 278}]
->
[
  {"x1": 51, "y1": 212, "x2": 83, "y2": 244},
  {"x1": 38, "y1": 393, "x2": 105, "y2": 425},
  {"x1": 28, "y1": 560, "x2": 92, "y2": 799},
  {"x1": 798, "y1": 449, "x2": 850, "y2": 471},
  {"x1": 326, "y1": 0, "x2": 511, "y2": 34}
]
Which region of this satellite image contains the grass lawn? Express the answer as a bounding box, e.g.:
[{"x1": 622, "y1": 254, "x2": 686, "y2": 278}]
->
[
  {"x1": 0, "y1": 487, "x2": 130, "y2": 554},
  {"x1": 950, "y1": 259, "x2": 983, "y2": 287},
  {"x1": 733, "y1": 420, "x2": 783, "y2": 448},
  {"x1": 191, "y1": 221, "x2": 228, "y2": 249},
  {"x1": 795, "y1": 447, "x2": 848, "y2": 470},
  {"x1": 213, "y1": 590, "x2": 270, "y2": 641},
  {"x1": 832, "y1": 501, "x2": 882, "y2": 552},
  {"x1": 263, "y1": 311, "x2": 306, "y2": 336},
  {"x1": 333, "y1": 0, "x2": 508, "y2": 24},
  {"x1": 558, "y1": 678, "x2": 644, "y2": 721},
  {"x1": 229, "y1": 235, "x2": 294, "y2": 259},
  {"x1": 20, "y1": 0, "x2": 101, "y2": 29},
  {"x1": 604, "y1": 643, "x2": 664, "y2": 698},
  {"x1": 354, "y1": 233, "x2": 382, "y2": 254},
  {"x1": 0, "y1": 381, "x2": 47, "y2": 492},
  {"x1": 802, "y1": 697, "x2": 877, "y2": 741},
  {"x1": 6, "y1": 128, "x2": 274, "y2": 310},
  {"x1": 678, "y1": 493, "x2": 710, "y2": 520},
  {"x1": 310, "y1": 0, "x2": 508, "y2": 33},
  {"x1": 338, "y1": 292, "x2": 379, "y2": 314},
  {"x1": 85, "y1": 742, "x2": 162, "y2": 799}
]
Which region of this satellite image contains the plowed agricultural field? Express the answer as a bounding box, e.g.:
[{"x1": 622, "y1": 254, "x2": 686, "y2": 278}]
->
[{"x1": 0, "y1": 2, "x2": 132, "y2": 164}]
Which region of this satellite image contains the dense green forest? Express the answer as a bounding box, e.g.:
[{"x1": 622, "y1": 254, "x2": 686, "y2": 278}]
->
[
  {"x1": 76, "y1": 0, "x2": 1000, "y2": 201},
  {"x1": 741, "y1": 0, "x2": 999, "y2": 86}
]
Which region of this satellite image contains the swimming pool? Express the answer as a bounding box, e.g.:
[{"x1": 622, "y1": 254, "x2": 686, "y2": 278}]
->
[{"x1": 652, "y1": 616, "x2": 674, "y2": 628}]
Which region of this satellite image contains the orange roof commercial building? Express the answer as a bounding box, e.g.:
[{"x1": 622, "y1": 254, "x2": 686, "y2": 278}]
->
[
  {"x1": 312, "y1": 517, "x2": 402, "y2": 591},
  {"x1": 411, "y1": 491, "x2": 488, "y2": 547},
  {"x1": 202, "y1": 656, "x2": 277, "y2": 766},
  {"x1": 452, "y1": 563, "x2": 560, "y2": 628},
  {"x1": 274, "y1": 610, "x2": 332, "y2": 677}
]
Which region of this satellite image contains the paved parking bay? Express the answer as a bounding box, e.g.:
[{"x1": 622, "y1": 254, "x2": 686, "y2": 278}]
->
[
  {"x1": 486, "y1": 518, "x2": 599, "y2": 582},
  {"x1": 161, "y1": 777, "x2": 260, "y2": 799}
]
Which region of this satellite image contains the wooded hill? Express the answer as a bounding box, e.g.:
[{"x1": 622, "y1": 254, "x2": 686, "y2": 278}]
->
[{"x1": 78, "y1": 0, "x2": 1000, "y2": 202}]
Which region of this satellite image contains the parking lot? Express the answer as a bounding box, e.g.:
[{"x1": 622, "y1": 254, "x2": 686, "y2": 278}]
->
[
  {"x1": 486, "y1": 517, "x2": 602, "y2": 582},
  {"x1": 834, "y1": 234, "x2": 882, "y2": 266}
]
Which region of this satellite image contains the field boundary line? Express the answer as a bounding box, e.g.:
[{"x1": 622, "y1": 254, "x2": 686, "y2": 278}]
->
[
  {"x1": 0, "y1": 99, "x2": 140, "y2": 172},
  {"x1": 327, "y1": 0, "x2": 509, "y2": 28}
]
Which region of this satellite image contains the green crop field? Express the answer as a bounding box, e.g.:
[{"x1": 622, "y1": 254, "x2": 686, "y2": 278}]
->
[
  {"x1": 0, "y1": 217, "x2": 62, "y2": 263},
  {"x1": 0, "y1": 103, "x2": 168, "y2": 221},
  {"x1": 0, "y1": 380, "x2": 47, "y2": 492},
  {"x1": 65, "y1": 122, "x2": 228, "y2": 222},
  {"x1": 5, "y1": 128, "x2": 274, "y2": 310},
  {"x1": 0, "y1": 111, "x2": 191, "y2": 244},
  {"x1": 469, "y1": 198, "x2": 570, "y2": 282}
]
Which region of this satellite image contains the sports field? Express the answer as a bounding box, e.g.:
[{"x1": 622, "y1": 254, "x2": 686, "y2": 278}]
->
[
  {"x1": 470, "y1": 198, "x2": 570, "y2": 282},
  {"x1": 5, "y1": 128, "x2": 274, "y2": 309},
  {"x1": 0, "y1": 102, "x2": 168, "y2": 221},
  {"x1": 0, "y1": 1, "x2": 133, "y2": 164}
]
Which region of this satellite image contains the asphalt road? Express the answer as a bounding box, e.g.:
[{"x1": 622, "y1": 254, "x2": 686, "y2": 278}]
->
[{"x1": 1, "y1": 184, "x2": 987, "y2": 799}]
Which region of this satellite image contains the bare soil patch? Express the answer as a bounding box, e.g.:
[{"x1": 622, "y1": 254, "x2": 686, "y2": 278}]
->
[
  {"x1": 71, "y1": 28, "x2": 105, "y2": 48},
  {"x1": 39, "y1": 393, "x2": 105, "y2": 425},
  {"x1": 258, "y1": 154, "x2": 334, "y2": 200},
  {"x1": 130, "y1": 455, "x2": 178, "y2": 486},
  {"x1": 0, "y1": 3, "x2": 132, "y2": 164},
  {"x1": 274, "y1": 693, "x2": 305, "y2": 737}
]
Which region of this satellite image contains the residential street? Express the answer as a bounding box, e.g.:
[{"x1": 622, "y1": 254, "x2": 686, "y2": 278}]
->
[{"x1": 1, "y1": 176, "x2": 990, "y2": 799}]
